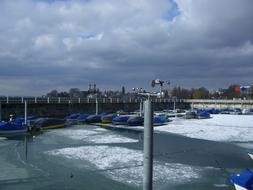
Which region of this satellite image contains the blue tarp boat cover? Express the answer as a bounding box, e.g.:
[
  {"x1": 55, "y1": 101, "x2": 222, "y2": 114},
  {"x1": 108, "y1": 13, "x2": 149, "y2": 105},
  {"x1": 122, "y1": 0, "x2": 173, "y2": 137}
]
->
[
  {"x1": 76, "y1": 114, "x2": 90, "y2": 121},
  {"x1": 0, "y1": 121, "x2": 27, "y2": 131},
  {"x1": 153, "y1": 115, "x2": 167, "y2": 124},
  {"x1": 112, "y1": 115, "x2": 130, "y2": 124},
  {"x1": 65, "y1": 113, "x2": 82, "y2": 120},
  {"x1": 85, "y1": 115, "x2": 101, "y2": 123},
  {"x1": 127, "y1": 116, "x2": 144, "y2": 126},
  {"x1": 32, "y1": 118, "x2": 65, "y2": 129},
  {"x1": 11, "y1": 115, "x2": 37, "y2": 124},
  {"x1": 230, "y1": 168, "x2": 253, "y2": 190},
  {"x1": 101, "y1": 114, "x2": 117, "y2": 120},
  {"x1": 197, "y1": 111, "x2": 210, "y2": 118}
]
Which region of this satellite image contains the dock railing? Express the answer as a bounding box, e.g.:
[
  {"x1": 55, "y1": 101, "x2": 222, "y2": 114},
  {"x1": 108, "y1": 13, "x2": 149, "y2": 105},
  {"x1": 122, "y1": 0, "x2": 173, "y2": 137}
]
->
[{"x1": 0, "y1": 96, "x2": 173, "y2": 104}]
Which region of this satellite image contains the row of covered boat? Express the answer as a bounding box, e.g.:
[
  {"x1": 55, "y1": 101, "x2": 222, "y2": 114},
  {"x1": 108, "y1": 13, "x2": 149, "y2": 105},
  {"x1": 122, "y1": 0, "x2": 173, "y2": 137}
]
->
[
  {"x1": 65, "y1": 112, "x2": 170, "y2": 126},
  {"x1": 0, "y1": 111, "x2": 170, "y2": 135},
  {"x1": 0, "y1": 116, "x2": 66, "y2": 135},
  {"x1": 190, "y1": 108, "x2": 253, "y2": 115}
]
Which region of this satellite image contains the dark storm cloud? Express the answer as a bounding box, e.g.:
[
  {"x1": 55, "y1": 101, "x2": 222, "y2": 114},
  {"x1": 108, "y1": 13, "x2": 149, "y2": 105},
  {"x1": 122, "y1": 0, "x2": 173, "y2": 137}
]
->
[{"x1": 0, "y1": 0, "x2": 253, "y2": 95}]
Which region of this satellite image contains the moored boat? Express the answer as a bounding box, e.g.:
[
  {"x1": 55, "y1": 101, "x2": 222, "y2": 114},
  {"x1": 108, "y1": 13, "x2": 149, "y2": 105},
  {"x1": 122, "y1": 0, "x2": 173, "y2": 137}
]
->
[
  {"x1": 65, "y1": 113, "x2": 82, "y2": 120},
  {"x1": 248, "y1": 153, "x2": 253, "y2": 160},
  {"x1": 0, "y1": 121, "x2": 27, "y2": 134},
  {"x1": 184, "y1": 111, "x2": 197, "y2": 119},
  {"x1": 77, "y1": 114, "x2": 90, "y2": 122},
  {"x1": 127, "y1": 116, "x2": 144, "y2": 126},
  {"x1": 101, "y1": 114, "x2": 117, "y2": 124},
  {"x1": 112, "y1": 115, "x2": 130, "y2": 125},
  {"x1": 153, "y1": 115, "x2": 168, "y2": 126},
  {"x1": 196, "y1": 110, "x2": 210, "y2": 119},
  {"x1": 229, "y1": 168, "x2": 253, "y2": 190},
  {"x1": 85, "y1": 115, "x2": 102, "y2": 123},
  {"x1": 32, "y1": 118, "x2": 65, "y2": 131}
]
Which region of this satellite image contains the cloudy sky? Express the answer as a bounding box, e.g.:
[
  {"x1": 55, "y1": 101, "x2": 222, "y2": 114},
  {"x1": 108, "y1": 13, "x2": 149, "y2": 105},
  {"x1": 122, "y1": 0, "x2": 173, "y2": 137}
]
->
[{"x1": 0, "y1": 0, "x2": 253, "y2": 96}]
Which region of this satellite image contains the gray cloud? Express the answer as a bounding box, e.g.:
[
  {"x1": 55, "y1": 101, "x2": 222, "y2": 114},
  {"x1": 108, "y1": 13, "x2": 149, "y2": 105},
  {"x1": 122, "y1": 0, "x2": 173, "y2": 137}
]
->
[{"x1": 0, "y1": 0, "x2": 253, "y2": 95}]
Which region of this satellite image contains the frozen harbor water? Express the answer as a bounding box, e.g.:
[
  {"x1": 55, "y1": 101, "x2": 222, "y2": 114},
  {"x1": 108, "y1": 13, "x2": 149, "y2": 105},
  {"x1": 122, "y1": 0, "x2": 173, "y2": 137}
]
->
[
  {"x1": 0, "y1": 114, "x2": 253, "y2": 189},
  {"x1": 155, "y1": 114, "x2": 253, "y2": 142}
]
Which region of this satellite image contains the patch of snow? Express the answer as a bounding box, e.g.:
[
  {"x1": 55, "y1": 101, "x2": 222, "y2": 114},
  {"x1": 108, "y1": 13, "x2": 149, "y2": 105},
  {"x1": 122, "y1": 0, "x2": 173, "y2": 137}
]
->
[
  {"x1": 156, "y1": 115, "x2": 253, "y2": 142},
  {"x1": 89, "y1": 134, "x2": 138, "y2": 144},
  {"x1": 93, "y1": 128, "x2": 107, "y2": 132},
  {"x1": 47, "y1": 146, "x2": 203, "y2": 186}
]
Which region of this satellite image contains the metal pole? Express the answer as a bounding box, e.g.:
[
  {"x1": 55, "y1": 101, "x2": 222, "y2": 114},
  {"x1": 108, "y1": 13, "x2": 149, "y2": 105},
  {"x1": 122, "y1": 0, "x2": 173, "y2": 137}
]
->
[
  {"x1": 143, "y1": 99, "x2": 153, "y2": 190},
  {"x1": 0, "y1": 103, "x2": 2, "y2": 121},
  {"x1": 140, "y1": 99, "x2": 143, "y2": 117},
  {"x1": 173, "y1": 100, "x2": 176, "y2": 111},
  {"x1": 24, "y1": 136, "x2": 28, "y2": 161},
  {"x1": 96, "y1": 98, "x2": 99, "y2": 115},
  {"x1": 24, "y1": 101, "x2": 27, "y2": 125}
]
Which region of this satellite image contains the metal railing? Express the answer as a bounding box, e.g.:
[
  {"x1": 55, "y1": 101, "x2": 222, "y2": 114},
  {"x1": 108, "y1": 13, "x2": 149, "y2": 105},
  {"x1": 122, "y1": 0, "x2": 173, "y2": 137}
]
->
[{"x1": 0, "y1": 96, "x2": 173, "y2": 104}]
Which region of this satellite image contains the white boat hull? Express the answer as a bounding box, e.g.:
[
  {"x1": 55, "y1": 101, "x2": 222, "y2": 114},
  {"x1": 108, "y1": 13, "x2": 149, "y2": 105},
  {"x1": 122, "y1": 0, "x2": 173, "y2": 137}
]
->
[
  {"x1": 234, "y1": 184, "x2": 248, "y2": 190},
  {"x1": 248, "y1": 153, "x2": 253, "y2": 160}
]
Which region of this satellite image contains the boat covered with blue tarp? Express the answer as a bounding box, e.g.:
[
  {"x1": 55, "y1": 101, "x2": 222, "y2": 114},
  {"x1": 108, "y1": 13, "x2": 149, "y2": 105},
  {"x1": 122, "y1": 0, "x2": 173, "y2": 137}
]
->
[
  {"x1": 230, "y1": 168, "x2": 253, "y2": 190},
  {"x1": 127, "y1": 116, "x2": 144, "y2": 126},
  {"x1": 112, "y1": 115, "x2": 130, "y2": 125},
  {"x1": 85, "y1": 114, "x2": 102, "y2": 123},
  {"x1": 65, "y1": 113, "x2": 82, "y2": 120},
  {"x1": 153, "y1": 115, "x2": 168, "y2": 126},
  {"x1": 76, "y1": 114, "x2": 90, "y2": 122},
  {"x1": 32, "y1": 118, "x2": 65, "y2": 131},
  {"x1": 196, "y1": 110, "x2": 210, "y2": 119},
  {"x1": 0, "y1": 121, "x2": 27, "y2": 134},
  {"x1": 101, "y1": 114, "x2": 117, "y2": 123}
]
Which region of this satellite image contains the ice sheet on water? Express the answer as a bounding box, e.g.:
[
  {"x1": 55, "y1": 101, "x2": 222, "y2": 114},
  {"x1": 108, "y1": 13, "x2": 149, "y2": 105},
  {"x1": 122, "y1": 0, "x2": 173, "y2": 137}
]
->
[
  {"x1": 93, "y1": 128, "x2": 107, "y2": 132},
  {"x1": 88, "y1": 134, "x2": 138, "y2": 143},
  {"x1": 0, "y1": 157, "x2": 28, "y2": 181},
  {"x1": 156, "y1": 115, "x2": 253, "y2": 142},
  {"x1": 50, "y1": 128, "x2": 138, "y2": 144},
  {"x1": 47, "y1": 146, "x2": 203, "y2": 187}
]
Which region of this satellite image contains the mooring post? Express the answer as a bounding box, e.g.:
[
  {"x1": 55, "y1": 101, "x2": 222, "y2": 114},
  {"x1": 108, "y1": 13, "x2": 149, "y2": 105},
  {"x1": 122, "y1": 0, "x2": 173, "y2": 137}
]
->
[
  {"x1": 143, "y1": 99, "x2": 153, "y2": 190},
  {"x1": 96, "y1": 98, "x2": 99, "y2": 115},
  {"x1": 0, "y1": 103, "x2": 2, "y2": 121},
  {"x1": 24, "y1": 101, "x2": 27, "y2": 125},
  {"x1": 173, "y1": 99, "x2": 176, "y2": 111},
  {"x1": 24, "y1": 136, "x2": 28, "y2": 161},
  {"x1": 140, "y1": 99, "x2": 143, "y2": 117}
]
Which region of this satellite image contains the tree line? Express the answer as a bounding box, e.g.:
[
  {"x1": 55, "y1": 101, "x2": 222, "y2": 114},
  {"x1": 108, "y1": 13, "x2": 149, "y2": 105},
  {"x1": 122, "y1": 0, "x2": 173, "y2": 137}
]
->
[{"x1": 45, "y1": 84, "x2": 253, "y2": 100}]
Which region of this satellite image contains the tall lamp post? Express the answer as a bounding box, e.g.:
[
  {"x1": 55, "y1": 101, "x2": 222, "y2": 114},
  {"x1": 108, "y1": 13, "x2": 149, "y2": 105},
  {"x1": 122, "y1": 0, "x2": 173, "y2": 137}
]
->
[{"x1": 133, "y1": 79, "x2": 167, "y2": 190}]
